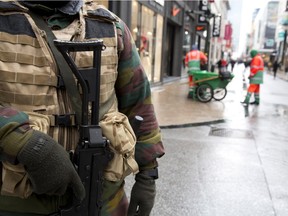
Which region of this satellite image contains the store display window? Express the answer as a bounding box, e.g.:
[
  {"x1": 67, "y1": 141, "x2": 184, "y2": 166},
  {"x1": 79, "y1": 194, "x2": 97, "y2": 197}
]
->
[{"x1": 131, "y1": 0, "x2": 163, "y2": 83}]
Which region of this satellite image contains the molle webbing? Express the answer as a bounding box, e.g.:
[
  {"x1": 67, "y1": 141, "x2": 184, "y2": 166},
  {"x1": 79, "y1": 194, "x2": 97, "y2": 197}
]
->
[
  {"x1": 0, "y1": 69, "x2": 57, "y2": 86},
  {"x1": 0, "y1": 12, "x2": 59, "y2": 112},
  {"x1": 0, "y1": 88, "x2": 55, "y2": 106},
  {"x1": 0, "y1": 31, "x2": 40, "y2": 47},
  {"x1": 0, "y1": 49, "x2": 48, "y2": 67}
]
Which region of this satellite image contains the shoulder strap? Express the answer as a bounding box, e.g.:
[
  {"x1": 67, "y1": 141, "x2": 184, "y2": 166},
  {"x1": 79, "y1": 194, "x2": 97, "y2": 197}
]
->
[{"x1": 29, "y1": 11, "x2": 82, "y2": 124}]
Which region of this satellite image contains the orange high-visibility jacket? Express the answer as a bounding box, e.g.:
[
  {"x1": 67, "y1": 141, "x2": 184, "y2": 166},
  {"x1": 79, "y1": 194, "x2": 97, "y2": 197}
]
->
[
  {"x1": 250, "y1": 54, "x2": 264, "y2": 84},
  {"x1": 185, "y1": 50, "x2": 207, "y2": 67},
  {"x1": 250, "y1": 54, "x2": 264, "y2": 76}
]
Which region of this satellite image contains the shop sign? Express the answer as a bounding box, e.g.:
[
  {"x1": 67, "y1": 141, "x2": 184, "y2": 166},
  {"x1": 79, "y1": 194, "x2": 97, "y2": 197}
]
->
[
  {"x1": 212, "y1": 15, "x2": 221, "y2": 37},
  {"x1": 280, "y1": 11, "x2": 288, "y2": 28},
  {"x1": 278, "y1": 31, "x2": 285, "y2": 41},
  {"x1": 198, "y1": 0, "x2": 210, "y2": 23},
  {"x1": 198, "y1": 14, "x2": 207, "y2": 23},
  {"x1": 265, "y1": 39, "x2": 275, "y2": 48},
  {"x1": 224, "y1": 23, "x2": 232, "y2": 40},
  {"x1": 199, "y1": 0, "x2": 209, "y2": 12},
  {"x1": 195, "y1": 25, "x2": 206, "y2": 31}
]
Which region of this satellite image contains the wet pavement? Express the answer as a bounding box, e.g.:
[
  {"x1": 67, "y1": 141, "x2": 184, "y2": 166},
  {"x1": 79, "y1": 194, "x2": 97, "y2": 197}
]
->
[
  {"x1": 125, "y1": 64, "x2": 288, "y2": 216},
  {"x1": 150, "y1": 64, "x2": 288, "y2": 128}
]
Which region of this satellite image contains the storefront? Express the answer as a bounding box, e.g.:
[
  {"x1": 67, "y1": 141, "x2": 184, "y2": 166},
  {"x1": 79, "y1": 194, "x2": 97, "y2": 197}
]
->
[
  {"x1": 183, "y1": 11, "x2": 195, "y2": 69},
  {"x1": 130, "y1": 0, "x2": 164, "y2": 83},
  {"x1": 106, "y1": 0, "x2": 193, "y2": 84},
  {"x1": 104, "y1": 0, "x2": 164, "y2": 84},
  {"x1": 163, "y1": 1, "x2": 185, "y2": 79}
]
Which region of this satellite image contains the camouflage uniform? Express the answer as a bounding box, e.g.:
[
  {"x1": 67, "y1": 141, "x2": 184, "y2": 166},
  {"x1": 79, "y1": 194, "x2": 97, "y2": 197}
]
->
[{"x1": 0, "y1": 1, "x2": 165, "y2": 215}]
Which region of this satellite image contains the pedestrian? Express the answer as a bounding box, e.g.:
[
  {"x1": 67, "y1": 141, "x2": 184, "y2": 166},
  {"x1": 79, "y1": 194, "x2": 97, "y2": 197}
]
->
[
  {"x1": 217, "y1": 57, "x2": 228, "y2": 73},
  {"x1": 0, "y1": 1, "x2": 165, "y2": 216},
  {"x1": 272, "y1": 60, "x2": 280, "y2": 79},
  {"x1": 229, "y1": 58, "x2": 236, "y2": 72},
  {"x1": 242, "y1": 49, "x2": 264, "y2": 106},
  {"x1": 184, "y1": 44, "x2": 208, "y2": 97}
]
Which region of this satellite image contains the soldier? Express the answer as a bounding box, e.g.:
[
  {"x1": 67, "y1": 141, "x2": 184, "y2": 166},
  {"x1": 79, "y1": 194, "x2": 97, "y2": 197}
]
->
[{"x1": 0, "y1": 1, "x2": 165, "y2": 216}]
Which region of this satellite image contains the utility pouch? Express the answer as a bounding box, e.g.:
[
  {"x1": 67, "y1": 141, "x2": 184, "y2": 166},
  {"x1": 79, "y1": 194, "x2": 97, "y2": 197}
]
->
[
  {"x1": 1, "y1": 112, "x2": 50, "y2": 198},
  {"x1": 1, "y1": 162, "x2": 32, "y2": 198},
  {"x1": 26, "y1": 111, "x2": 50, "y2": 133},
  {"x1": 100, "y1": 112, "x2": 139, "y2": 182}
]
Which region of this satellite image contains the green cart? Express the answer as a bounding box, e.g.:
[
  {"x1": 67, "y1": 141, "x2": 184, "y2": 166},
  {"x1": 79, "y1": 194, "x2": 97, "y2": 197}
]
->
[{"x1": 188, "y1": 70, "x2": 234, "y2": 102}]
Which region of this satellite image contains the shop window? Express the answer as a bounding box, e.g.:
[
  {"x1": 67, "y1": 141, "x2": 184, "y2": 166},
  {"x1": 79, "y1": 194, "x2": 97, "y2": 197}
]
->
[
  {"x1": 154, "y1": 14, "x2": 163, "y2": 83},
  {"x1": 183, "y1": 30, "x2": 191, "y2": 68},
  {"x1": 131, "y1": 1, "x2": 163, "y2": 84},
  {"x1": 140, "y1": 6, "x2": 154, "y2": 81},
  {"x1": 131, "y1": 0, "x2": 139, "y2": 45}
]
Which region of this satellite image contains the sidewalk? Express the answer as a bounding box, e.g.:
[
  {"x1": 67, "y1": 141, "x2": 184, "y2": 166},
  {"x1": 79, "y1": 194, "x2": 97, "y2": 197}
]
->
[
  {"x1": 151, "y1": 66, "x2": 288, "y2": 128},
  {"x1": 151, "y1": 74, "x2": 238, "y2": 128},
  {"x1": 267, "y1": 68, "x2": 288, "y2": 81},
  {"x1": 151, "y1": 78, "x2": 224, "y2": 128}
]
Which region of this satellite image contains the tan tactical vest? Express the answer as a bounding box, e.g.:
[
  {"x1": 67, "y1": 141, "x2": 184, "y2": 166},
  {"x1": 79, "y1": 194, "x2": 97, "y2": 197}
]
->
[
  {"x1": 0, "y1": 0, "x2": 122, "y2": 198},
  {"x1": 0, "y1": 1, "x2": 119, "y2": 149}
]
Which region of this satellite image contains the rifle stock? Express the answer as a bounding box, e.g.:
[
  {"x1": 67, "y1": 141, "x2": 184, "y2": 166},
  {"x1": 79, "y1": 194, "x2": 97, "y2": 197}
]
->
[{"x1": 54, "y1": 40, "x2": 113, "y2": 216}]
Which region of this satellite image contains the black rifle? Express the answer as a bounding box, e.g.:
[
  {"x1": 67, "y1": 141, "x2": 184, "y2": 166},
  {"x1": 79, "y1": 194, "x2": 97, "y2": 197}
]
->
[{"x1": 54, "y1": 39, "x2": 114, "y2": 216}]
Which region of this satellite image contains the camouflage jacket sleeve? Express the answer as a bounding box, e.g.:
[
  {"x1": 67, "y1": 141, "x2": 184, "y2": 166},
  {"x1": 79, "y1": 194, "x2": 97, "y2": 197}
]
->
[
  {"x1": 0, "y1": 106, "x2": 32, "y2": 162},
  {"x1": 114, "y1": 20, "x2": 165, "y2": 171}
]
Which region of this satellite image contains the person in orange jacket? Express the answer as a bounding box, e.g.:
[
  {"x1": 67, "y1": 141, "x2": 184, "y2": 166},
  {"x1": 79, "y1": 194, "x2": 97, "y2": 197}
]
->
[
  {"x1": 242, "y1": 49, "x2": 264, "y2": 105},
  {"x1": 185, "y1": 44, "x2": 207, "y2": 72},
  {"x1": 185, "y1": 44, "x2": 207, "y2": 97}
]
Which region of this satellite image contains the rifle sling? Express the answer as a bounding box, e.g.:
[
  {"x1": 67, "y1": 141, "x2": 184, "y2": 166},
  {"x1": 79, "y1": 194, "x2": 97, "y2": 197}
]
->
[{"x1": 29, "y1": 11, "x2": 82, "y2": 124}]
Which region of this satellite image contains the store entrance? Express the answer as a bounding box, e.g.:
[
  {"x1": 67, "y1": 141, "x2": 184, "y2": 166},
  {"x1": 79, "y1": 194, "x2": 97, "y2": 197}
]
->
[{"x1": 163, "y1": 23, "x2": 175, "y2": 78}]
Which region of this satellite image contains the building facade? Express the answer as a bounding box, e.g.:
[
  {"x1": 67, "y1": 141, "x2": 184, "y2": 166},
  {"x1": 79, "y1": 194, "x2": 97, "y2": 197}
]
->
[
  {"x1": 105, "y1": 0, "x2": 231, "y2": 84},
  {"x1": 248, "y1": 0, "x2": 288, "y2": 67}
]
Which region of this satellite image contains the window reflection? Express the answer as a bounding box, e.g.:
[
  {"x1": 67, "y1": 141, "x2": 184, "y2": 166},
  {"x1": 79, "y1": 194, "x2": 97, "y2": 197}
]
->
[
  {"x1": 154, "y1": 14, "x2": 163, "y2": 82},
  {"x1": 131, "y1": 1, "x2": 163, "y2": 83},
  {"x1": 140, "y1": 5, "x2": 154, "y2": 81}
]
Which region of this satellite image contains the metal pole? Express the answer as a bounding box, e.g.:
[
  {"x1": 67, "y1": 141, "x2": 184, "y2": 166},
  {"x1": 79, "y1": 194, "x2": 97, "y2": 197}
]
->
[
  {"x1": 282, "y1": 31, "x2": 287, "y2": 64},
  {"x1": 205, "y1": 21, "x2": 210, "y2": 57},
  {"x1": 282, "y1": 0, "x2": 288, "y2": 67}
]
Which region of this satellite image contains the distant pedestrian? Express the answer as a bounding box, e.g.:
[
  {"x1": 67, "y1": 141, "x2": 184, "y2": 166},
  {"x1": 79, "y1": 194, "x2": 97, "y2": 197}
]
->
[
  {"x1": 229, "y1": 58, "x2": 236, "y2": 72},
  {"x1": 272, "y1": 60, "x2": 280, "y2": 79},
  {"x1": 242, "y1": 49, "x2": 264, "y2": 106},
  {"x1": 244, "y1": 59, "x2": 251, "y2": 69},
  {"x1": 217, "y1": 58, "x2": 228, "y2": 73}
]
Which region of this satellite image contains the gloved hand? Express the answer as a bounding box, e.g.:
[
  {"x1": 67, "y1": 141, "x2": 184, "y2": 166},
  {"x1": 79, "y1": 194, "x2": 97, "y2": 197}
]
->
[
  {"x1": 0, "y1": 107, "x2": 85, "y2": 200},
  {"x1": 17, "y1": 130, "x2": 85, "y2": 201},
  {"x1": 127, "y1": 172, "x2": 156, "y2": 216}
]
